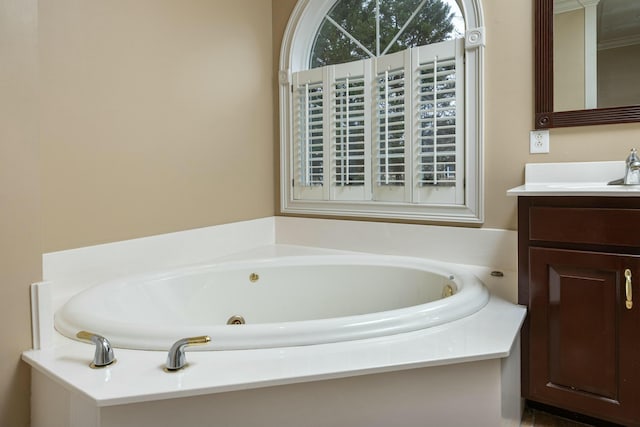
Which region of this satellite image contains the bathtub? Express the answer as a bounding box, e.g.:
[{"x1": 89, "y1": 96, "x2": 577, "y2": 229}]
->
[
  {"x1": 54, "y1": 254, "x2": 490, "y2": 351},
  {"x1": 25, "y1": 223, "x2": 526, "y2": 427}
]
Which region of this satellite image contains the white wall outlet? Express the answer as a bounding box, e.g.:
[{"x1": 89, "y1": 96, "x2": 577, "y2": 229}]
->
[{"x1": 530, "y1": 130, "x2": 550, "y2": 154}]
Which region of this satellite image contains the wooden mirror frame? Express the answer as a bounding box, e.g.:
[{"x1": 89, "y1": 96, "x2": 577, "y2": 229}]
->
[{"x1": 535, "y1": 0, "x2": 640, "y2": 128}]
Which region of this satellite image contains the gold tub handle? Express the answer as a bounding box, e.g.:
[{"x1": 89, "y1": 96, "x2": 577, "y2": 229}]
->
[
  {"x1": 165, "y1": 335, "x2": 211, "y2": 371},
  {"x1": 185, "y1": 336, "x2": 211, "y2": 345},
  {"x1": 625, "y1": 269, "x2": 633, "y2": 310},
  {"x1": 76, "y1": 331, "x2": 116, "y2": 368}
]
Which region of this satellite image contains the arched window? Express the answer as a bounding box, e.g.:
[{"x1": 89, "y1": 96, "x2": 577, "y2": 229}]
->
[
  {"x1": 279, "y1": 0, "x2": 485, "y2": 223},
  {"x1": 311, "y1": 0, "x2": 465, "y2": 67}
]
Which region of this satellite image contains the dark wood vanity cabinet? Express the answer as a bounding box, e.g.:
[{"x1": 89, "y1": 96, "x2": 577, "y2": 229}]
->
[{"x1": 518, "y1": 197, "x2": 640, "y2": 426}]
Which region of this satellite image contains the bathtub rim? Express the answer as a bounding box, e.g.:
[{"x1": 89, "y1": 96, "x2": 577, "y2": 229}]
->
[{"x1": 53, "y1": 253, "x2": 490, "y2": 351}]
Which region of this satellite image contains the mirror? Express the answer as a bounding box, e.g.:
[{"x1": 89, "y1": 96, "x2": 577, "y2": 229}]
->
[{"x1": 535, "y1": 0, "x2": 640, "y2": 128}]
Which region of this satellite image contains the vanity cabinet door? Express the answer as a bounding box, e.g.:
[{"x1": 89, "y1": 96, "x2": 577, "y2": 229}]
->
[{"x1": 528, "y1": 247, "x2": 640, "y2": 425}]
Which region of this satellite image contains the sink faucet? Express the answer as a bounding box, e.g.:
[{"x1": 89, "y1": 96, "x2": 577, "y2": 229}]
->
[
  {"x1": 609, "y1": 148, "x2": 640, "y2": 186},
  {"x1": 624, "y1": 148, "x2": 640, "y2": 185}
]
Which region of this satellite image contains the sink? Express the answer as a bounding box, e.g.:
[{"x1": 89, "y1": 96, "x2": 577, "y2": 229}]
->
[
  {"x1": 547, "y1": 183, "x2": 613, "y2": 190},
  {"x1": 546, "y1": 182, "x2": 640, "y2": 190},
  {"x1": 506, "y1": 161, "x2": 640, "y2": 197}
]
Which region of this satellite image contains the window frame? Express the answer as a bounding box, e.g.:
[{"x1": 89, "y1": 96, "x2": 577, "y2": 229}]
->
[{"x1": 279, "y1": 0, "x2": 485, "y2": 223}]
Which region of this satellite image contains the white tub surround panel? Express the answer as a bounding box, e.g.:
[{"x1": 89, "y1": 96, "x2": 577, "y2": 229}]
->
[
  {"x1": 275, "y1": 217, "x2": 518, "y2": 302},
  {"x1": 42, "y1": 216, "x2": 516, "y2": 288},
  {"x1": 31, "y1": 355, "x2": 514, "y2": 427},
  {"x1": 42, "y1": 217, "x2": 276, "y2": 312},
  {"x1": 44, "y1": 217, "x2": 276, "y2": 292},
  {"x1": 275, "y1": 216, "x2": 517, "y2": 272}
]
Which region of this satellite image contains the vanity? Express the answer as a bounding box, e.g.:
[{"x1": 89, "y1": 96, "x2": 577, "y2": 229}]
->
[
  {"x1": 524, "y1": 1, "x2": 640, "y2": 421},
  {"x1": 509, "y1": 162, "x2": 640, "y2": 426}
]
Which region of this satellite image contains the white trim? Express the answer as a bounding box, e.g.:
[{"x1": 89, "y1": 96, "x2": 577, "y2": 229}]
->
[
  {"x1": 553, "y1": 0, "x2": 599, "y2": 109},
  {"x1": 279, "y1": 0, "x2": 485, "y2": 224},
  {"x1": 583, "y1": 1, "x2": 598, "y2": 108},
  {"x1": 598, "y1": 33, "x2": 640, "y2": 51},
  {"x1": 465, "y1": 26, "x2": 485, "y2": 48},
  {"x1": 554, "y1": 0, "x2": 600, "y2": 14},
  {"x1": 465, "y1": 24, "x2": 485, "y2": 224},
  {"x1": 30, "y1": 282, "x2": 53, "y2": 350},
  {"x1": 280, "y1": 0, "x2": 337, "y2": 74},
  {"x1": 554, "y1": 0, "x2": 583, "y2": 14}
]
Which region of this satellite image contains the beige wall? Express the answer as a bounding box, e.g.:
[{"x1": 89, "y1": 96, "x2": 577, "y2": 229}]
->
[
  {"x1": 2, "y1": 1, "x2": 274, "y2": 425},
  {"x1": 0, "y1": 0, "x2": 41, "y2": 426},
  {"x1": 553, "y1": 9, "x2": 586, "y2": 111},
  {"x1": 274, "y1": 0, "x2": 640, "y2": 231},
  {"x1": 482, "y1": 0, "x2": 640, "y2": 230},
  {"x1": 40, "y1": 0, "x2": 275, "y2": 252},
  {"x1": 598, "y1": 43, "x2": 640, "y2": 108}
]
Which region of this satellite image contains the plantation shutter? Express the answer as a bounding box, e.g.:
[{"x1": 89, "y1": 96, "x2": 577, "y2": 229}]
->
[
  {"x1": 373, "y1": 49, "x2": 412, "y2": 203},
  {"x1": 292, "y1": 68, "x2": 327, "y2": 200},
  {"x1": 331, "y1": 59, "x2": 372, "y2": 201},
  {"x1": 290, "y1": 38, "x2": 464, "y2": 205},
  {"x1": 413, "y1": 39, "x2": 465, "y2": 204}
]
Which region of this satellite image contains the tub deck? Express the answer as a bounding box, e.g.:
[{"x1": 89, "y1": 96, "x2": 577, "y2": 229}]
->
[{"x1": 23, "y1": 295, "x2": 524, "y2": 407}]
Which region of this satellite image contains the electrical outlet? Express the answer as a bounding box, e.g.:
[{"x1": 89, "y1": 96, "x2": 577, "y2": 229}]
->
[{"x1": 530, "y1": 130, "x2": 550, "y2": 154}]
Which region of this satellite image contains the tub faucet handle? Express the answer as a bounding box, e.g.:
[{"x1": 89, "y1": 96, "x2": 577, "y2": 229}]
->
[
  {"x1": 165, "y1": 336, "x2": 211, "y2": 371},
  {"x1": 76, "y1": 331, "x2": 116, "y2": 368}
]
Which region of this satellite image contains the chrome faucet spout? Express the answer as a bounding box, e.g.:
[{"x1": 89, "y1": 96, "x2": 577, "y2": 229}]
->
[
  {"x1": 165, "y1": 336, "x2": 211, "y2": 371},
  {"x1": 624, "y1": 148, "x2": 640, "y2": 185},
  {"x1": 76, "y1": 331, "x2": 116, "y2": 368}
]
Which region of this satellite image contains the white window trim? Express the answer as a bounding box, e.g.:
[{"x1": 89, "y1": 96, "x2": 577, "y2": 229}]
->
[{"x1": 279, "y1": 0, "x2": 485, "y2": 223}]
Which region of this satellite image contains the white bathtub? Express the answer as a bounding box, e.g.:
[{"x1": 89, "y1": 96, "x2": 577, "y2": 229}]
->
[
  {"x1": 26, "y1": 225, "x2": 525, "y2": 427},
  {"x1": 54, "y1": 254, "x2": 490, "y2": 351}
]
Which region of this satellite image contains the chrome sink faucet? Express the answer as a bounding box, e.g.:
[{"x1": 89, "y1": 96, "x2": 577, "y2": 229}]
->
[
  {"x1": 609, "y1": 148, "x2": 640, "y2": 186},
  {"x1": 624, "y1": 148, "x2": 640, "y2": 185}
]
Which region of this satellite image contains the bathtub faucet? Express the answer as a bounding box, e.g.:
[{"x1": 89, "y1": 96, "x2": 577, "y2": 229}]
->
[
  {"x1": 165, "y1": 335, "x2": 211, "y2": 371},
  {"x1": 76, "y1": 331, "x2": 116, "y2": 368}
]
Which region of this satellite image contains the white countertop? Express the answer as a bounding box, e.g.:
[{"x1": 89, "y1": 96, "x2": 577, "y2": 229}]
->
[
  {"x1": 507, "y1": 160, "x2": 640, "y2": 197},
  {"x1": 22, "y1": 296, "x2": 525, "y2": 407},
  {"x1": 507, "y1": 182, "x2": 640, "y2": 197}
]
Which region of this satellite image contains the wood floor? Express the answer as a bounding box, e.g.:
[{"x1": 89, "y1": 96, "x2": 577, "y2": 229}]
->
[
  {"x1": 521, "y1": 407, "x2": 594, "y2": 427},
  {"x1": 521, "y1": 402, "x2": 628, "y2": 427}
]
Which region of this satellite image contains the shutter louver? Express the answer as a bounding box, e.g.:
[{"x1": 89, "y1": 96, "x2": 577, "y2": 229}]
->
[
  {"x1": 412, "y1": 38, "x2": 464, "y2": 205},
  {"x1": 376, "y1": 68, "x2": 406, "y2": 186},
  {"x1": 296, "y1": 81, "x2": 324, "y2": 187},
  {"x1": 417, "y1": 56, "x2": 457, "y2": 187},
  {"x1": 334, "y1": 76, "x2": 366, "y2": 186}
]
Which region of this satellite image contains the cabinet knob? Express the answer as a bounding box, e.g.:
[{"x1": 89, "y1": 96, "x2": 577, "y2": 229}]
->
[{"x1": 625, "y1": 269, "x2": 633, "y2": 310}]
